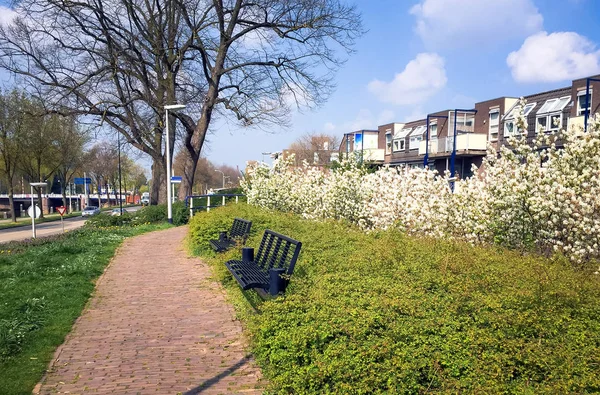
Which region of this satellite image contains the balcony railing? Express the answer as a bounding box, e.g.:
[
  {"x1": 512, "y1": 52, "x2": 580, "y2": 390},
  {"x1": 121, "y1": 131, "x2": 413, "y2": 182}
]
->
[
  {"x1": 418, "y1": 134, "x2": 487, "y2": 155},
  {"x1": 351, "y1": 148, "x2": 385, "y2": 161}
]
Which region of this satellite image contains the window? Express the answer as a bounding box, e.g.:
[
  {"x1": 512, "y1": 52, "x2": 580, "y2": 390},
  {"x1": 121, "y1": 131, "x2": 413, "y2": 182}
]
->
[
  {"x1": 313, "y1": 152, "x2": 319, "y2": 164},
  {"x1": 536, "y1": 96, "x2": 570, "y2": 133},
  {"x1": 429, "y1": 123, "x2": 438, "y2": 140},
  {"x1": 392, "y1": 139, "x2": 405, "y2": 152},
  {"x1": 385, "y1": 131, "x2": 392, "y2": 154},
  {"x1": 392, "y1": 127, "x2": 411, "y2": 152},
  {"x1": 489, "y1": 109, "x2": 499, "y2": 141},
  {"x1": 409, "y1": 125, "x2": 426, "y2": 150},
  {"x1": 577, "y1": 90, "x2": 592, "y2": 116},
  {"x1": 503, "y1": 102, "x2": 537, "y2": 136}
]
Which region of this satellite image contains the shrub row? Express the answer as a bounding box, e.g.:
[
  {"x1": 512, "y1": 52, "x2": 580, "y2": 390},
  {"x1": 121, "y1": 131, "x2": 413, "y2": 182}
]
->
[
  {"x1": 84, "y1": 201, "x2": 189, "y2": 228},
  {"x1": 189, "y1": 204, "x2": 600, "y2": 394}
]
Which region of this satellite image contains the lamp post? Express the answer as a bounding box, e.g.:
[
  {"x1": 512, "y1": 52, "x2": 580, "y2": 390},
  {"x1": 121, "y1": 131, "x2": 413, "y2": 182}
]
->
[
  {"x1": 215, "y1": 169, "x2": 225, "y2": 188},
  {"x1": 164, "y1": 104, "x2": 186, "y2": 224},
  {"x1": 30, "y1": 182, "x2": 47, "y2": 238}
]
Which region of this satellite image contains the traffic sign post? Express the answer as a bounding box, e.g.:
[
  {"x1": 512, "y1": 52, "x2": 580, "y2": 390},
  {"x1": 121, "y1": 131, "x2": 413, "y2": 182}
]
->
[{"x1": 57, "y1": 206, "x2": 67, "y2": 233}]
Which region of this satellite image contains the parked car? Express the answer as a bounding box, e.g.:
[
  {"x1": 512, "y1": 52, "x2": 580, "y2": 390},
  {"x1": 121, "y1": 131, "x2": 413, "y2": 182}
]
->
[
  {"x1": 111, "y1": 208, "x2": 128, "y2": 216},
  {"x1": 81, "y1": 206, "x2": 101, "y2": 217},
  {"x1": 141, "y1": 192, "x2": 150, "y2": 206}
]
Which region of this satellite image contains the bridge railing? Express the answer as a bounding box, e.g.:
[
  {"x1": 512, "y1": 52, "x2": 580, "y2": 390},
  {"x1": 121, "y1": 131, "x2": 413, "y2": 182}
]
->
[{"x1": 185, "y1": 194, "x2": 246, "y2": 217}]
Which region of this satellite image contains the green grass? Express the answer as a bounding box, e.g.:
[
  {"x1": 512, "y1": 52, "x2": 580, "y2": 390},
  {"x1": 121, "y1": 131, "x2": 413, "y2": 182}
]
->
[
  {"x1": 189, "y1": 204, "x2": 600, "y2": 394},
  {"x1": 0, "y1": 222, "x2": 171, "y2": 394},
  {"x1": 0, "y1": 204, "x2": 141, "y2": 230},
  {"x1": 0, "y1": 212, "x2": 81, "y2": 230}
]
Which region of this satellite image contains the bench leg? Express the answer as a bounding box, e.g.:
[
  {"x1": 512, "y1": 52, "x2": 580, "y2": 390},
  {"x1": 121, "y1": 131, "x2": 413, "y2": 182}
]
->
[
  {"x1": 242, "y1": 247, "x2": 254, "y2": 262},
  {"x1": 269, "y1": 268, "x2": 286, "y2": 296}
]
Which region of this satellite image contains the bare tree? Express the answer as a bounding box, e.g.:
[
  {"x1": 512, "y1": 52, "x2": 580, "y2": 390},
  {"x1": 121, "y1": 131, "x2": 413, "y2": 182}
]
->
[
  {"x1": 18, "y1": 101, "x2": 62, "y2": 218},
  {"x1": 54, "y1": 117, "x2": 90, "y2": 212},
  {"x1": 285, "y1": 132, "x2": 340, "y2": 166},
  {"x1": 87, "y1": 142, "x2": 119, "y2": 207},
  {"x1": 0, "y1": 90, "x2": 28, "y2": 221},
  {"x1": 0, "y1": 0, "x2": 362, "y2": 204}
]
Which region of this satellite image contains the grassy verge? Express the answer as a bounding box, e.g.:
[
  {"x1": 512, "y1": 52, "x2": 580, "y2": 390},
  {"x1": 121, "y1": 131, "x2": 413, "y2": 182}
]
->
[
  {"x1": 0, "y1": 212, "x2": 82, "y2": 230},
  {"x1": 0, "y1": 221, "x2": 171, "y2": 394},
  {"x1": 189, "y1": 204, "x2": 600, "y2": 394},
  {"x1": 0, "y1": 204, "x2": 141, "y2": 231}
]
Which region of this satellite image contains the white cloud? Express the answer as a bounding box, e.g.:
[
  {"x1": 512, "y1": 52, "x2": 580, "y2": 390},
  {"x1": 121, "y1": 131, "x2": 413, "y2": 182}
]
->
[
  {"x1": 368, "y1": 53, "x2": 447, "y2": 106},
  {"x1": 339, "y1": 109, "x2": 397, "y2": 131},
  {"x1": 403, "y1": 107, "x2": 427, "y2": 122},
  {"x1": 507, "y1": 31, "x2": 600, "y2": 83},
  {"x1": 377, "y1": 109, "x2": 395, "y2": 125},
  {"x1": 323, "y1": 122, "x2": 336, "y2": 131},
  {"x1": 410, "y1": 0, "x2": 543, "y2": 48},
  {"x1": 0, "y1": 6, "x2": 17, "y2": 25}
]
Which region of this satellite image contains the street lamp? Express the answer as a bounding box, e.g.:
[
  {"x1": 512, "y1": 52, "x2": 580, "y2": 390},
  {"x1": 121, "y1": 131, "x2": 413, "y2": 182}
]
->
[
  {"x1": 215, "y1": 169, "x2": 225, "y2": 188},
  {"x1": 30, "y1": 182, "x2": 47, "y2": 238},
  {"x1": 164, "y1": 103, "x2": 186, "y2": 224}
]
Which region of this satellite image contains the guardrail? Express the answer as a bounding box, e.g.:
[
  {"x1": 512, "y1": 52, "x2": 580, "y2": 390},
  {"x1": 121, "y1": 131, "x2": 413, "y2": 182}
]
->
[{"x1": 185, "y1": 194, "x2": 246, "y2": 217}]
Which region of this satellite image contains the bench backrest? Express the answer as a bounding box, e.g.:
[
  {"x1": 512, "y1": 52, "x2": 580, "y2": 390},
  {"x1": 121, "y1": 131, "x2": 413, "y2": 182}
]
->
[
  {"x1": 229, "y1": 218, "x2": 252, "y2": 241},
  {"x1": 254, "y1": 229, "x2": 302, "y2": 276}
]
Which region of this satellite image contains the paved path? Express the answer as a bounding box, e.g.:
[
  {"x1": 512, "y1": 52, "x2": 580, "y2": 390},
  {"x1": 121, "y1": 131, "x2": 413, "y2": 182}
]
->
[{"x1": 37, "y1": 226, "x2": 263, "y2": 394}]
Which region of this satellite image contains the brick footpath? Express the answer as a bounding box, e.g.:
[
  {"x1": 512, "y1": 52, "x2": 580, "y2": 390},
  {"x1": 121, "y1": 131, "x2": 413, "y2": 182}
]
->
[{"x1": 37, "y1": 226, "x2": 263, "y2": 394}]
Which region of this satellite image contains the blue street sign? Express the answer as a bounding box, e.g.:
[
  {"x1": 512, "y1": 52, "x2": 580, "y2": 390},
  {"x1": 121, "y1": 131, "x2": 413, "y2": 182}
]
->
[
  {"x1": 74, "y1": 177, "x2": 92, "y2": 185},
  {"x1": 170, "y1": 176, "x2": 182, "y2": 184}
]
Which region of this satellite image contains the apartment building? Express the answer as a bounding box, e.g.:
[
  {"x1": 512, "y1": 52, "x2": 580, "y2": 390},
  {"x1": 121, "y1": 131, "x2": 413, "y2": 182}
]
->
[
  {"x1": 339, "y1": 74, "x2": 600, "y2": 179},
  {"x1": 339, "y1": 130, "x2": 384, "y2": 164},
  {"x1": 282, "y1": 135, "x2": 340, "y2": 167}
]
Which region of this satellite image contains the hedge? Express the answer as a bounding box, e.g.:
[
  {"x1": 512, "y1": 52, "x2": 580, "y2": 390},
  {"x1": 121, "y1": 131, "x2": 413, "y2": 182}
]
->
[{"x1": 189, "y1": 204, "x2": 600, "y2": 394}]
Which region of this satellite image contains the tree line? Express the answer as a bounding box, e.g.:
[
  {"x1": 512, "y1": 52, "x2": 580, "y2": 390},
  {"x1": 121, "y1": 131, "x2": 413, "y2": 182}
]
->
[
  {"x1": 0, "y1": 90, "x2": 146, "y2": 221},
  {"x1": 0, "y1": 0, "x2": 362, "y2": 205}
]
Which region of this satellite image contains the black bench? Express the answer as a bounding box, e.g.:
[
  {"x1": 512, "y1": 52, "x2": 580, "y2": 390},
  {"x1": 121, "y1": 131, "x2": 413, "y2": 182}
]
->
[
  {"x1": 209, "y1": 218, "x2": 252, "y2": 252},
  {"x1": 224, "y1": 229, "x2": 302, "y2": 295}
]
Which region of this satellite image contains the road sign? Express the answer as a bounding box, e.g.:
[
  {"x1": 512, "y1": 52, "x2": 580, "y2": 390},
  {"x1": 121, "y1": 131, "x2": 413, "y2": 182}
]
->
[
  {"x1": 57, "y1": 206, "x2": 67, "y2": 216},
  {"x1": 170, "y1": 176, "x2": 182, "y2": 184},
  {"x1": 27, "y1": 205, "x2": 41, "y2": 219},
  {"x1": 74, "y1": 177, "x2": 92, "y2": 185}
]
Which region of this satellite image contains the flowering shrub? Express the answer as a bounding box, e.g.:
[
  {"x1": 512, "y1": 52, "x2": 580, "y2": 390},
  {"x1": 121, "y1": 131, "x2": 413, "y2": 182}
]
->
[{"x1": 242, "y1": 103, "x2": 600, "y2": 266}]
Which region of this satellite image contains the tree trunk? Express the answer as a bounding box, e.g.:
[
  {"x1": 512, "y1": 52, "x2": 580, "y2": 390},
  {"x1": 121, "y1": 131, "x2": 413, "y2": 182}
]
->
[
  {"x1": 178, "y1": 149, "x2": 200, "y2": 201},
  {"x1": 150, "y1": 156, "x2": 167, "y2": 205},
  {"x1": 8, "y1": 183, "x2": 15, "y2": 222},
  {"x1": 61, "y1": 187, "x2": 67, "y2": 210},
  {"x1": 36, "y1": 188, "x2": 44, "y2": 219}
]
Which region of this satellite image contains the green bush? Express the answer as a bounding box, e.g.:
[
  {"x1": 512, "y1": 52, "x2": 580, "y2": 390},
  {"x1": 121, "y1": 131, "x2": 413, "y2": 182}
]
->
[
  {"x1": 172, "y1": 201, "x2": 189, "y2": 226},
  {"x1": 134, "y1": 204, "x2": 167, "y2": 224},
  {"x1": 84, "y1": 212, "x2": 133, "y2": 228},
  {"x1": 189, "y1": 204, "x2": 600, "y2": 394}
]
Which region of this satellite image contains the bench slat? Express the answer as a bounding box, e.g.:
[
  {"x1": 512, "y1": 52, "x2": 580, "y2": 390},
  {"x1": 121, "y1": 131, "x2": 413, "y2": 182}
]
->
[{"x1": 209, "y1": 218, "x2": 252, "y2": 252}]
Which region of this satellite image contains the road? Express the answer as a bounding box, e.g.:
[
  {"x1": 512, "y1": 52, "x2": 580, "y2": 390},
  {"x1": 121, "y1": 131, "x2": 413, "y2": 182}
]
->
[{"x1": 0, "y1": 206, "x2": 143, "y2": 244}]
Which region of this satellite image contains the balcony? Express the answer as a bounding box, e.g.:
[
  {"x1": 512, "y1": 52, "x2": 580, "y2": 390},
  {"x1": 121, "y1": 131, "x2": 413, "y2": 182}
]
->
[
  {"x1": 353, "y1": 148, "x2": 385, "y2": 162},
  {"x1": 568, "y1": 115, "x2": 585, "y2": 131},
  {"x1": 419, "y1": 134, "x2": 487, "y2": 156}
]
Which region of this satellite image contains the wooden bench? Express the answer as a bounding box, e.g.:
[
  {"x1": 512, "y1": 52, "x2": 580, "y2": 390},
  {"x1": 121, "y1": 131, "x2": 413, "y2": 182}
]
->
[
  {"x1": 224, "y1": 229, "x2": 302, "y2": 295},
  {"x1": 209, "y1": 218, "x2": 252, "y2": 252}
]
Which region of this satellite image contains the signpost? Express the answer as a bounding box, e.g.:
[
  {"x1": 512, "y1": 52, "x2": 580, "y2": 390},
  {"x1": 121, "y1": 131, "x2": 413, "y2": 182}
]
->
[
  {"x1": 56, "y1": 206, "x2": 67, "y2": 233},
  {"x1": 30, "y1": 182, "x2": 47, "y2": 238},
  {"x1": 171, "y1": 176, "x2": 182, "y2": 204},
  {"x1": 73, "y1": 177, "x2": 92, "y2": 185}
]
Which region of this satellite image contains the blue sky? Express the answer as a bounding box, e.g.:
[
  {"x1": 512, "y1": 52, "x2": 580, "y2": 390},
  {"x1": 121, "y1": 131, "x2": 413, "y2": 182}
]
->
[
  {"x1": 1, "y1": 0, "x2": 600, "y2": 172},
  {"x1": 206, "y1": 0, "x2": 600, "y2": 169}
]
